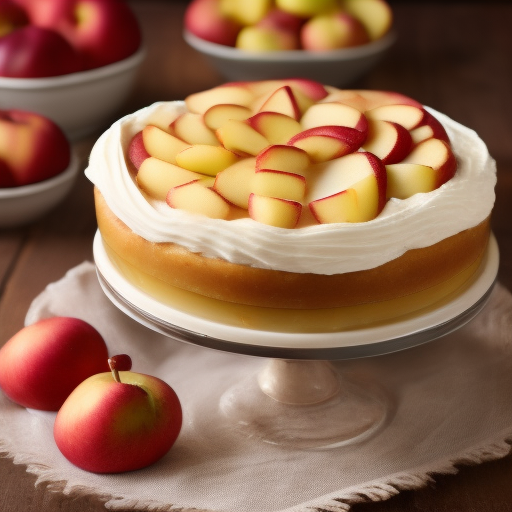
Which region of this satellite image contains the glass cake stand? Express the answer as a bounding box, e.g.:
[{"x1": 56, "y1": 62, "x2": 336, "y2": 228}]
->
[{"x1": 93, "y1": 232, "x2": 499, "y2": 449}]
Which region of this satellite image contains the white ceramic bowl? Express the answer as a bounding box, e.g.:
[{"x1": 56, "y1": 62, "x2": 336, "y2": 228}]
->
[
  {"x1": 0, "y1": 47, "x2": 145, "y2": 140},
  {"x1": 0, "y1": 152, "x2": 80, "y2": 229},
  {"x1": 184, "y1": 31, "x2": 395, "y2": 86}
]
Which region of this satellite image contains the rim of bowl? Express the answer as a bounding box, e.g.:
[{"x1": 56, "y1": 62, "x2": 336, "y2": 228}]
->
[
  {"x1": 0, "y1": 46, "x2": 145, "y2": 91},
  {"x1": 184, "y1": 30, "x2": 396, "y2": 63},
  {"x1": 0, "y1": 151, "x2": 80, "y2": 199}
]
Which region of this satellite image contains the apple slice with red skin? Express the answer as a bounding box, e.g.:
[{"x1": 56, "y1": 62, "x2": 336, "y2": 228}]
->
[
  {"x1": 301, "y1": 101, "x2": 368, "y2": 133},
  {"x1": 255, "y1": 145, "x2": 310, "y2": 175},
  {"x1": 141, "y1": 125, "x2": 191, "y2": 165},
  {"x1": 409, "y1": 111, "x2": 450, "y2": 144},
  {"x1": 365, "y1": 104, "x2": 427, "y2": 130},
  {"x1": 54, "y1": 354, "x2": 182, "y2": 474},
  {"x1": 175, "y1": 144, "x2": 239, "y2": 176},
  {"x1": 252, "y1": 168, "x2": 306, "y2": 202},
  {"x1": 203, "y1": 104, "x2": 252, "y2": 130},
  {"x1": 257, "y1": 85, "x2": 301, "y2": 120},
  {"x1": 288, "y1": 125, "x2": 366, "y2": 163},
  {"x1": 128, "y1": 131, "x2": 150, "y2": 170},
  {"x1": 320, "y1": 89, "x2": 422, "y2": 112},
  {"x1": 362, "y1": 120, "x2": 413, "y2": 164},
  {"x1": 185, "y1": 84, "x2": 256, "y2": 114},
  {"x1": 247, "y1": 111, "x2": 302, "y2": 145},
  {"x1": 170, "y1": 112, "x2": 219, "y2": 146},
  {"x1": 308, "y1": 151, "x2": 387, "y2": 223},
  {"x1": 216, "y1": 119, "x2": 269, "y2": 156},
  {"x1": 0, "y1": 317, "x2": 109, "y2": 411},
  {"x1": 248, "y1": 193, "x2": 302, "y2": 228},
  {"x1": 136, "y1": 157, "x2": 202, "y2": 201},
  {"x1": 167, "y1": 180, "x2": 231, "y2": 219},
  {"x1": 386, "y1": 163, "x2": 437, "y2": 199},
  {"x1": 401, "y1": 138, "x2": 457, "y2": 187},
  {"x1": 213, "y1": 157, "x2": 256, "y2": 209}
]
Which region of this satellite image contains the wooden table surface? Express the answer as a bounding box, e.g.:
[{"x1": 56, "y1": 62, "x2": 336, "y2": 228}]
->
[{"x1": 1, "y1": 2, "x2": 511, "y2": 511}]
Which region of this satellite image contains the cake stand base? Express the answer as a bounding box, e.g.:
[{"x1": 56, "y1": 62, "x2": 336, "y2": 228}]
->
[{"x1": 219, "y1": 359, "x2": 389, "y2": 449}]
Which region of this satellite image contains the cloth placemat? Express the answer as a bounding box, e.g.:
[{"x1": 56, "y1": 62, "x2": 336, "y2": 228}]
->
[{"x1": 1, "y1": 261, "x2": 512, "y2": 512}]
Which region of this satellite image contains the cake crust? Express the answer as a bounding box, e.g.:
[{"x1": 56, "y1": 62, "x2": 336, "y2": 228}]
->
[{"x1": 95, "y1": 187, "x2": 490, "y2": 310}]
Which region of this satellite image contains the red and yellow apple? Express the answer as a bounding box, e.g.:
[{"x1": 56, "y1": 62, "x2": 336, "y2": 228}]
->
[
  {"x1": 300, "y1": 12, "x2": 369, "y2": 51},
  {"x1": 0, "y1": 25, "x2": 82, "y2": 77},
  {"x1": 0, "y1": 109, "x2": 71, "y2": 187},
  {"x1": 0, "y1": 0, "x2": 29, "y2": 37},
  {"x1": 184, "y1": 0, "x2": 392, "y2": 50},
  {"x1": 17, "y1": 0, "x2": 141, "y2": 70},
  {"x1": 54, "y1": 354, "x2": 182, "y2": 473},
  {"x1": 0, "y1": 317, "x2": 109, "y2": 411},
  {"x1": 184, "y1": 0, "x2": 241, "y2": 46}
]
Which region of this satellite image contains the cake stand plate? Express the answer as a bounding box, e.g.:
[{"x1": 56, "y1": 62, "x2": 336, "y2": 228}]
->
[{"x1": 93, "y1": 232, "x2": 499, "y2": 448}]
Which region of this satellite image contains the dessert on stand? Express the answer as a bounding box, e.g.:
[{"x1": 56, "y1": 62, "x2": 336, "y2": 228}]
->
[{"x1": 87, "y1": 79, "x2": 497, "y2": 448}]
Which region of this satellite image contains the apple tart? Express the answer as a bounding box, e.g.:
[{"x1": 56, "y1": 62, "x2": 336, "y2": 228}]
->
[{"x1": 86, "y1": 79, "x2": 496, "y2": 332}]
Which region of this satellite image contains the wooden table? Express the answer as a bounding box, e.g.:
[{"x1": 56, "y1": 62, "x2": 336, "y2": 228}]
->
[{"x1": 1, "y1": 2, "x2": 511, "y2": 510}]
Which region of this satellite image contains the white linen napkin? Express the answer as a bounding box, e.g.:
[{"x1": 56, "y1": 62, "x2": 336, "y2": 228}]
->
[{"x1": 1, "y1": 261, "x2": 512, "y2": 512}]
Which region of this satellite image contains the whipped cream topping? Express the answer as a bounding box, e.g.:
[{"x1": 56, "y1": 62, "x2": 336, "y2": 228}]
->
[{"x1": 86, "y1": 101, "x2": 496, "y2": 275}]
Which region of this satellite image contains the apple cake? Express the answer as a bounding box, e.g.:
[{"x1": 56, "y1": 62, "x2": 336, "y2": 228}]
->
[{"x1": 86, "y1": 80, "x2": 496, "y2": 332}]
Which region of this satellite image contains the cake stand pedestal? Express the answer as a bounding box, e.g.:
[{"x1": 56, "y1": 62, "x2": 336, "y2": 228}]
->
[{"x1": 93, "y1": 232, "x2": 499, "y2": 449}]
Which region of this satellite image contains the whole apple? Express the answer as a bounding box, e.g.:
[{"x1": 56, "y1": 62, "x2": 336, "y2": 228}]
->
[
  {"x1": 0, "y1": 25, "x2": 83, "y2": 77},
  {"x1": 0, "y1": 109, "x2": 71, "y2": 187},
  {"x1": 18, "y1": 0, "x2": 141, "y2": 69},
  {"x1": 300, "y1": 12, "x2": 369, "y2": 51},
  {"x1": 184, "y1": 0, "x2": 241, "y2": 47},
  {"x1": 54, "y1": 355, "x2": 183, "y2": 473},
  {"x1": 0, "y1": 317, "x2": 109, "y2": 411},
  {"x1": 0, "y1": 0, "x2": 29, "y2": 37}
]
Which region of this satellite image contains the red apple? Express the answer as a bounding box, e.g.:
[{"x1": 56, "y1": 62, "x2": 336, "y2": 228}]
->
[
  {"x1": 0, "y1": 317, "x2": 109, "y2": 411},
  {"x1": 300, "y1": 12, "x2": 369, "y2": 51},
  {"x1": 20, "y1": 0, "x2": 141, "y2": 69},
  {"x1": 0, "y1": 109, "x2": 71, "y2": 187},
  {"x1": 184, "y1": 0, "x2": 241, "y2": 47},
  {"x1": 257, "y1": 7, "x2": 304, "y2": 34},
  {"x1": 54, "y1": 354, "x2": 182, "y2": 473},
  {"x1": 0, "y1": 159, "x2": 15, "y2": 187},
  {"x1": 0, "y1": 25, "x2": 83, "y2": 77},
  {"x1": 0, "y1": 0, "x2": 29, "y2": 37}
]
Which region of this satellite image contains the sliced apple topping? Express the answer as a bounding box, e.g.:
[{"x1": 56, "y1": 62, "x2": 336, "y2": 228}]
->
[
  {"x1": 170, "y1": 113, "x2": 219, "y2": 146},
  {"x1": 136, "y1": 158, "x2": 202, "y2": 201},
  {"x1": 142, "y1": 125, "x2": 191, "y2": 165},
  {"x1": 166, "y1": 181, "x2": 231, "y2": 219},
  {"x1": 175, "y1": 145, "x2": 239, "y2": 176},
  {"x1": 248, "y1": 194, "x2": 302, "y2": 229},
  {"x1": 247, "y1": 111, "x2": 302, "y2": 145},
  {"x1": 128, "y1": 80, "x2": 457, "y2": 227}
]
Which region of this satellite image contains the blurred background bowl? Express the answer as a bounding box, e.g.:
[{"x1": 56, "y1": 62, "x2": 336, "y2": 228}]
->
[
  {"x1": 0, "y1": 152, "x2": 80, "y2": 229},
  {"x1": 0, "y1": 47, "x2": 145, "y2": 141},
  {"x1": 184, "y1": 30, "x2": 395, "y2": 86}
]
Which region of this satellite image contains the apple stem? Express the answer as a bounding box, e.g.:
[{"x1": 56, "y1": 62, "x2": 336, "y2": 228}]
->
[{"x1": 108, "y1": 358, "x2": 122, "y2": 383}]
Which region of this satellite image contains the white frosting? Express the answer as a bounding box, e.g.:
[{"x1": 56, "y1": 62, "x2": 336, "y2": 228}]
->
[{"x1": 86, "y1": 101, "x2": 496, "y2": 275}]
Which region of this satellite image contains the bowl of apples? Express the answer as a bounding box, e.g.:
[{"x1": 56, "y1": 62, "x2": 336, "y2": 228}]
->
[
  {"x1": 184, "y1": 0, "x2": 396, "y2": 86},
  {"x1": 0, "y1": 109, "x2": 80, "y2": 228},
  {"x1": 0, "y1": 0, "x2": 145, "y2": 140}
]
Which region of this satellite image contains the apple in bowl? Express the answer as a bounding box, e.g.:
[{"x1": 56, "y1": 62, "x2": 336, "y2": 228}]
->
[
  {"x1": 54, "y1": 354, "x2": 183, "y2": 473},
  {"x1": 0, "y1": 0, "x2": 141, "y2": 76},
  {"x1": 0, "y1": 108, "x2": 71, "y2": 187}
]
